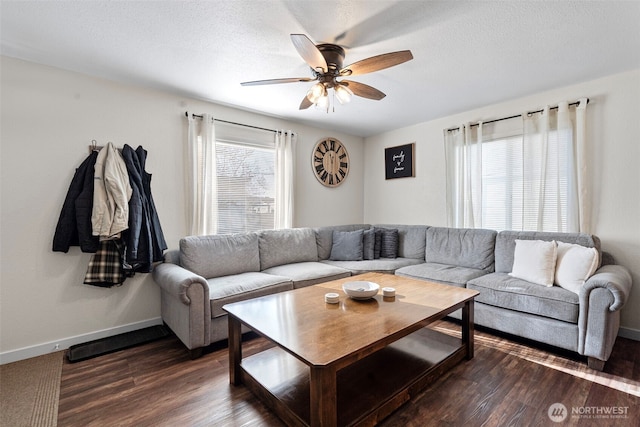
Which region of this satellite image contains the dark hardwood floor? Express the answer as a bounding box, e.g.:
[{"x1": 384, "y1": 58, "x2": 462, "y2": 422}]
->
[{"x1": 58, "y1": 320, "x2": 639, "y2": 426}]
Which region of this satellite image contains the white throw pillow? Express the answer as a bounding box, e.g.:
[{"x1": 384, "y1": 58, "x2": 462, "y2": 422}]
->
[
  {"x1": 509, "y1": 239, "x2": 557, "y2": 287},
  {"x1": 554, "y1": 242, "x2": 599, "y2": 294}
]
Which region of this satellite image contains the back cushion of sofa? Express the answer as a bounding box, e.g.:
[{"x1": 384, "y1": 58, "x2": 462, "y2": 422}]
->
[
  {"x1": 163, "y1": 249, "x2": 181, "y2": 265},
  {"x1": 425, "y1": 227, "x2": 497, "y2": 270},
  {"x1": 495, "y1": 230, "x2": 601, "y2": 273},
  {"x1": 259, "y1": 228, "x2": 319, "y2": 270},
  {"x1": 374, "y1": 224, "x2": 428, "y2": 259},
  {"x1": 180, "y1": 233, "x2": 260, "y2": 279},
  {"x1": 314, "y1": 224, "x2": 370, "y2": 260}
]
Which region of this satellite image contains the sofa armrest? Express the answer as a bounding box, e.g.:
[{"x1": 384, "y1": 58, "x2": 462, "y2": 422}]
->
[
  {"x1": 153, "y1": 262, "x2": 209, "y2": 306},
  {"x1": 581, "y1": 264, "x2": 632, "y2": 312},
  {"x1": 153, "y1": 263, "x2": 212, "y2": 352},
  {"x1": 578, "y1": 264, "x2": 632, "y2": 364}
]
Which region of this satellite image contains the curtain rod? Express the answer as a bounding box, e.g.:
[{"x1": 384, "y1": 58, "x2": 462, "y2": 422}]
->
[
  {"x1": 185, "y1": 112, "x2": 294, "y2": 135},
  {"x1": 445, "y1": 98, "x2": 589, "y2": 132}
]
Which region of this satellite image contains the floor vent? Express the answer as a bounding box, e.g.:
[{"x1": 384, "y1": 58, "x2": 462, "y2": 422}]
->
[{"x1": 67, "y1": 325, "x2": 171, "y2": 362}]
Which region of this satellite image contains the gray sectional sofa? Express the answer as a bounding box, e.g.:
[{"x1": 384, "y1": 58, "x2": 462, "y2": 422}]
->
[{"x1": 152, "y1": 224, "x2": 632, "y2": 370}]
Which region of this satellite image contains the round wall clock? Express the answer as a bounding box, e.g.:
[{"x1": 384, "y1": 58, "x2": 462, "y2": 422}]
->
[{"x1": 312, "y1": 137, "x2": 350, "y2": 187}]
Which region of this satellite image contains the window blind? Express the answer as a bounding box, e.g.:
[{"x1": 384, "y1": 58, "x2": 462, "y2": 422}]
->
[
  {"x1": 215, "y1": 132, "x2": 275, "y2": 234},
  {"x1": 479, "y1": 110, "x2": 572, "y2": 232},
  {"x1": 481, "y1": 134, "x2": 524, "y2": 231}
]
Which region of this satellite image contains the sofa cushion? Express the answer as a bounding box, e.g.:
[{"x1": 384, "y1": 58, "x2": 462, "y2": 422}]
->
[
  {"x1": 163, "y1": 249, "x2": 180, "y2": 265},
  {"x1": 374, "y1": 224, "x2": 428, "y2": 259},
  {"x1": 555, "y1": 242, "x2": 599, "y2": 294},
  {"x1": 379, "y1": 228, "x2": 399, "y2": 258},
  {"x1": 180, "y1": 233, "x2": 260, "y2": 279},
  {"x1": 363, "y1": 228, "x2": 375, "y2": 260},
  {"x1": 467, "y1": 272, "x2": 579, "y2": 323},
  {"x1": 509, "y1": 239, "x2": 557, "y2": 287},
  {"x1": 330, "y1": 230, "x2": 364, "y2": 261},
  {"x1": 314, "y1": 224, "x2": 370, "y2": 260},
  {"x1": 425, "y1": 227, "x2": 496, "y2": 271},
  {"x1": 373, "y1": 228, "x2": 383, "y2": 258},
  {"x1": 258, "y1": 228, "x2": 318, "y2": 270},
  {"x1": 495, "y1": 230, "x2": 600, "y2": 273},
  {"x1": 208, "y1": 272, "x2": 292, "y2": 318},
  {"x1": 396, "y1": 262, "x2": 489, "y2": 287},
  {"x1": 262, "y1": 261, "x2": 351, "y2": 289},
  {"x1": 321, "y1": 257, "x2": 423, "y2": 274}
]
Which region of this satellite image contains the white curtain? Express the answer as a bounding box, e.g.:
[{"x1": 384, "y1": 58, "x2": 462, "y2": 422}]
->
[
  {"x1": 575, "y1": 99, "x2": 589, "y2": 232},
  {"x1": 523, "y1": 98, "x2": 589, "y2": 232},
  {"x1": 445, "y1": 98, "x2": 589, "y2": 233},
  {"x1": 186, "y1": 113, "x2": 217, "y2": 236},
  {"x1": 444, "y1": 122, "x2": 483, "y2": 228},
  {"x1": 274, "y1": 130, "x2": 295, "y2": 229}
]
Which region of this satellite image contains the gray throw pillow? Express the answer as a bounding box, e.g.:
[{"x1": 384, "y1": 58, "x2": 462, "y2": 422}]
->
[
  {"x1": 373, "y1": 228, "x2": 383, "y2": 259},
  {"x1": 329, "y1": 230, "x2": 364, "y2": 261},
  {"x1": 380, "y1": 228, "x2": 399, "y2": 258},
  {"x1": 363, "y1": 228, "x2": 375, "y2": 260}
]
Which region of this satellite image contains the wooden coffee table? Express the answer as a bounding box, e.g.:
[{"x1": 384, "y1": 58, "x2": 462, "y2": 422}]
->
[{"x1": 223, "y1": 272, "x2": 479, "y2": 427}]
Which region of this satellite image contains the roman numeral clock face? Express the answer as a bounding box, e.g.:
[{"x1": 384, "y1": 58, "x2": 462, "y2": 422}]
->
[{"x1": 312, "y1": 138, "x2": 349, "y2": 187}]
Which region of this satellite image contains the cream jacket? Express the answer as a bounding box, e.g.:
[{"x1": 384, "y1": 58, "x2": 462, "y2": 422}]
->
[{"x1": 92, "y1": 142, "x2": 132, "y2": 238}]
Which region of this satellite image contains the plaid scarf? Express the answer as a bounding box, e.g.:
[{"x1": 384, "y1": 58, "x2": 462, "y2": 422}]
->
[{"x1": 84, "y1": 240, "x2": 129, "y2": 287}]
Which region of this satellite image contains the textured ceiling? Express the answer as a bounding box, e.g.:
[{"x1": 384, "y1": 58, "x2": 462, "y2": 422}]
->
[{"x1": 2, "y1": 1, "x2": 639, "y2": 137}]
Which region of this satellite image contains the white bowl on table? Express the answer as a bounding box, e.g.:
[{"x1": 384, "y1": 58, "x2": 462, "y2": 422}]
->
[{"x1": 342, "y1": 281, "x2": 380, "y2": 300}]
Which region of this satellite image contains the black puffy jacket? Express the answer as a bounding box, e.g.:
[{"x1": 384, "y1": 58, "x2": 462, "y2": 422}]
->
[{"x1": 53, "y1": 151, "x2": 100, "y2": 253}]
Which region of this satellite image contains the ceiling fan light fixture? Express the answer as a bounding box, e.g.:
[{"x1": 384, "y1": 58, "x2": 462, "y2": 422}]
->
[
  {"x1": 307, "y1": 82, "x2": 326, "y2": 103},
  {"x1": 335, "y1": 84, "x2": 353, "y2": 104},
  {"x1": 316, "y1": 92, "x2": 329, "y2": 110}
]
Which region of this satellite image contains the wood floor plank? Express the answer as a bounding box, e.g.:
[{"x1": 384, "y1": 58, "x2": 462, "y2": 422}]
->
[{"x1": 58, "y1": 321, "x2": 640, "y2": 426}]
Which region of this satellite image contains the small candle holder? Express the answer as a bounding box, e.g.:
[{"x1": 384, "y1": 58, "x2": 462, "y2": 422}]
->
[
  {"x1": 325, "y1": 292, "x2": 340, "y2": 304},
  {"x1": 382, "y1": 287, "x2": 396, "y2": 298}
]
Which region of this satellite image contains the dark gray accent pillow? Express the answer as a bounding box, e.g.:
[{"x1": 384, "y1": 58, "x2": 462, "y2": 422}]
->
[
  {"x1": 329, "y1": 230, "x2": 364, "y2": 261},
  {"x1": 363, "y1": 228, "x2": 375, "y2": 260},
  {"x1": 380, "y1": 228, "x2": 399, "y2": 258},
  {"x1": 374, "y1": 228, "x2": 383, "y2": 259}
]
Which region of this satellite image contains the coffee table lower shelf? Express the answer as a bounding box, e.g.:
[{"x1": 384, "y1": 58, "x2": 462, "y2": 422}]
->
[{"x1": 240, "y1": 327, "x2": 465, "y2": 427}]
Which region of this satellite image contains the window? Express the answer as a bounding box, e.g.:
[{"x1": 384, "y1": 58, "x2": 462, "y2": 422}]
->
[
  {"x1": 216, "y1": 141, "x2": 275, "y2": 234},
  {"x1": 187, "y1": 114, "x2": 294, "y2": 237},
  {"x1": 215, "y1": 125, "x2": 276, "y2": 234},
  {"x1": 445, "y1": 100, "x2": 588, "y2": 233},
  {"x1": 480, "y1": 131, "x2": 571, "y2": 232},
  {"x1": 481, "y1": 134, "x2": 524, "y2": 231}
]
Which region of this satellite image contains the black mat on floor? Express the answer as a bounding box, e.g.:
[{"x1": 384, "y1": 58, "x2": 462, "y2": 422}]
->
[{"x1": 67, "y1": 325, "x2": 171, "y2": 362}]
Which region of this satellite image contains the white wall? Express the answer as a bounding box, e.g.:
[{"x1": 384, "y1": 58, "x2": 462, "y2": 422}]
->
[
  {"x1": 2, "y1": 56, "x2": 637, "y2": 362},
  {"x1": 0, "y1": 56, "x2": 364, "y2": 361},
  {"x1": 364, "y1": 69, "x2": 640, "y2": 336}
]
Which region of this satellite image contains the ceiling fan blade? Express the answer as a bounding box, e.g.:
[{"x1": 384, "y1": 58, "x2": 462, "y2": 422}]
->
[
  {"x1": 341, "y1": 50, "x2": 413, "y2": 76},
  {"x1": 299, "y1": 95, "x2": 313, "y2": 110},
  {"x1": 341, "y1": 80, "x2": 386, "y2": 100},
  {"x1": 241, "y1": 77, "x2": 315, "y2": 86},
  {"x1": 290, "y1": 34, "x2": 328, "y2": 73}
]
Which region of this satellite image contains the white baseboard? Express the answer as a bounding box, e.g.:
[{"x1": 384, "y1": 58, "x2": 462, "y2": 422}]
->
[
  {"x1": 2, "y1": 318, "x2": 635, "y2": 364},
  {"x1": 618, "y1": 326, "x2": 640, "y2": 341},
  {"x1": 0, "y1": 317, "x2": 163, "y2": 365}
]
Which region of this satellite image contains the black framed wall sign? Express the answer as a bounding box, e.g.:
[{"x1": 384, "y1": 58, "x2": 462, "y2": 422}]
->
[{"x1": 385, "y1": 142, "x2": 415, "y2": 179}]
